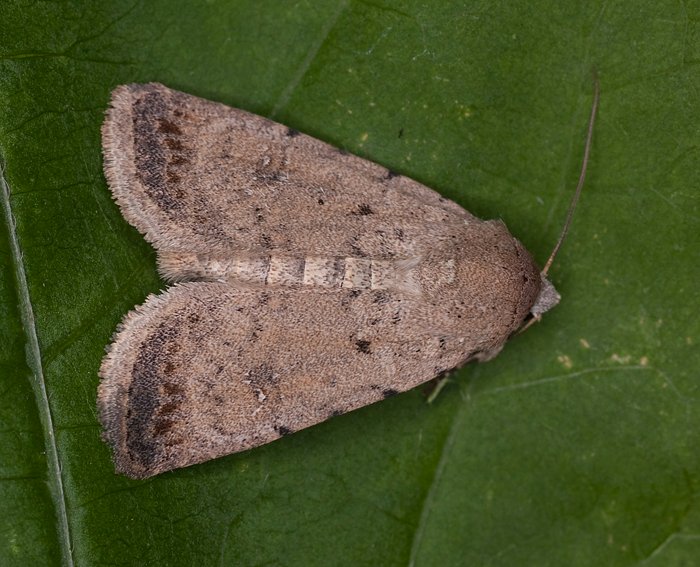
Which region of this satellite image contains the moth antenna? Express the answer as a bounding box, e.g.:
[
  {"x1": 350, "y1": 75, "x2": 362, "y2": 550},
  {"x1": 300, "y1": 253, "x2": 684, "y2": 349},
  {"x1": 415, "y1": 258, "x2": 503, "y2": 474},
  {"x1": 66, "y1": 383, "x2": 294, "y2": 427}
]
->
[{"x1": 541, "y1": 71, "x2": 600, "y2": 277}]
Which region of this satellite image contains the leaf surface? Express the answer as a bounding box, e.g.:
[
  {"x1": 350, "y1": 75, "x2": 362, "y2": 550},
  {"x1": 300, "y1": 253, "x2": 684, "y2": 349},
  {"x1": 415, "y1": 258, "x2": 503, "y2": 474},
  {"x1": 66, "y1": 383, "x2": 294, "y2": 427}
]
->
[{"x1": 1, "y1": 1, "x2": 699, "y2": 565}]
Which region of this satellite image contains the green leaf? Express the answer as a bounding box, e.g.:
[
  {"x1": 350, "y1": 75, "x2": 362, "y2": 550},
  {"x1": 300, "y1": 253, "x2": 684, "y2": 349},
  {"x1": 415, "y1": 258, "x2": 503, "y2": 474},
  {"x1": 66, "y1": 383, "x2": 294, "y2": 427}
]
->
[{"x1": 1, "y1": 1, "x2": 699, "y2": 565}]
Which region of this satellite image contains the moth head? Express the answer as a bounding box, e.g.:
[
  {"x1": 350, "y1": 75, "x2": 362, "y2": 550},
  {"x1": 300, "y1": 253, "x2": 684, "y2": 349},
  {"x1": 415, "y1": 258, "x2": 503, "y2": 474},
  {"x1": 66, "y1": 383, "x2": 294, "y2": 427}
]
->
[
  {"x1": 530, "y1": 274, "x2": 560, "y2": 318},
  {"x1": 517, "y1": 273, "x2": 560, "y2": 335}
]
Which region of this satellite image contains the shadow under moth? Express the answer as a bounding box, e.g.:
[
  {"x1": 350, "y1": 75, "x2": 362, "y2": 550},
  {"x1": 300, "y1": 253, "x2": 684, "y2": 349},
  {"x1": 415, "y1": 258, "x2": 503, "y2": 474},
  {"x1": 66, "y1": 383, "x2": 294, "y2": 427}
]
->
[{"x1": 98, "y1": 81, "x2": 598, "y2": 479}]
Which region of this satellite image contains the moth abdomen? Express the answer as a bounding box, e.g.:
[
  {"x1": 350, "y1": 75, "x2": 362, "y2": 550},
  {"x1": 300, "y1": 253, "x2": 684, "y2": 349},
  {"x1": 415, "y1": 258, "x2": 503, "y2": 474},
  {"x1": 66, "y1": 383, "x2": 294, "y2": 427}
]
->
[{"x1": 157, "y1": 250, "x2": 422, "y2": 293}]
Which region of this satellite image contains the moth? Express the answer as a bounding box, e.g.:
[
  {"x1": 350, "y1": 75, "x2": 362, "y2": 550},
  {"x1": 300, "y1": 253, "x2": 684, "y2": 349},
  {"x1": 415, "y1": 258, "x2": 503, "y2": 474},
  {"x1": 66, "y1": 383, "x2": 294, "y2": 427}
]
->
[{"x1": 99, "y1": 81, "x2": 599, "y2": 478}]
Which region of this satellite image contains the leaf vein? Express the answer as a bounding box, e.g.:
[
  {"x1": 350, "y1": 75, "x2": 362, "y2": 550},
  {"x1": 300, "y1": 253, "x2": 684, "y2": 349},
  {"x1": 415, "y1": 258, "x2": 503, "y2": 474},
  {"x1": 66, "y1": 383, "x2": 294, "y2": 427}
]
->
[
  {"x1": 407, "y1": 379, "x2": 474, "y2": 566},
  {"x1": 269, "y1": 0, "x2": 349, "y2": 119},
  {"x1": 0, "y1": 162, "x2": 74, "y2": 566}
]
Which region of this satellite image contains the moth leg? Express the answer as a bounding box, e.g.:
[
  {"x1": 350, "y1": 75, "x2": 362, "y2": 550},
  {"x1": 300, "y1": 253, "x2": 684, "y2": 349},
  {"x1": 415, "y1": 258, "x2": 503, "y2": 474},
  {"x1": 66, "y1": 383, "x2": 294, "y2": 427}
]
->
[{"x1": 423, "y1": 373, "x2": 454, "y2": 404}]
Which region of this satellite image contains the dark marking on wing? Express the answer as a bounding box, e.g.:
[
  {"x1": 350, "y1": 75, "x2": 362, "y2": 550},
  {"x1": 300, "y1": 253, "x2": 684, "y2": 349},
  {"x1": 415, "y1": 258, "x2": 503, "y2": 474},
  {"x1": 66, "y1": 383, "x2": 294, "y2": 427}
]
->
[
  {"x1": 152, "y1": 418, "x2": 174, "y2": 437},
  {"x1": 164, "y1": 137, "x2": 184, "y2": 152},
  {"x1": 382, "y1": 388, "x2": 399, "y2": 398},
  {"x1": 329, "y1": 258, "x2": 346, "y2": 283},
  {"x1": 355, "y1": 203, "x2": 373, "y2": 216},
  {"x1": 349, "y1": 237, "x2": 367, "y2": 257},
  {"x1": 250, "y1": 323, "x2": 264, "y2": 342},
  {"x1": 156, "y1": 400, "x2": 178, "y2": 419},
  {"x1": 126, "y1": 321, "x2": 182, "y2": 468},
  {"x1": 133, "y1": 93, "x2": 172, "y2": 209},
  {"x1": 373, "y1": 291, "x2": 389, "y2": 304},
  {"x1": 286, "y1": 127, "x2": 300, "y2": 137},
  {"x1": 157, "y1": 117, "x2": 182, "y2": 136},
  {"x1": 163, "y1": 381, "x2": 184, "y2": 396},
  {"x1": 132, "y1": 90, "x2": 192, "y2": 212},
  {"x1": 260, "y1": 233, "x2": 272, "y2": 249},
  {"x1": 355, "y1": 339, "x2": 372, "y2": 354},
  {"x1": 246, "y1": 363, "x2": 277, "y2": 387},
  {"x1": 255, "y1": 168, "x2": 284, "y2": 184},
  {"x1": 275, "y1": 425, "x2": 293, "y2": 436}
]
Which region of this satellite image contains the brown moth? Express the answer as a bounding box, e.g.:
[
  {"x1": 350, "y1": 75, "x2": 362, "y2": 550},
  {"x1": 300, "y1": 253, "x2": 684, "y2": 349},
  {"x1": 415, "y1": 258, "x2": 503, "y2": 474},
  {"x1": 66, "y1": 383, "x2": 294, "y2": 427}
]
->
[{"x1": 99, "y1": 81, "x2": 598, "y2": 478}]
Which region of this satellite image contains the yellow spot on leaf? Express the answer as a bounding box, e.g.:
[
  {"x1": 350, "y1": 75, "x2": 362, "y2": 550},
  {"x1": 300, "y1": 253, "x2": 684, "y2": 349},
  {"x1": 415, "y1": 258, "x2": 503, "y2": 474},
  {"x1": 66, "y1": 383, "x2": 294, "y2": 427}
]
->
[{"x1": 558, "y1": 355, "x2": 573, "y2": 369}]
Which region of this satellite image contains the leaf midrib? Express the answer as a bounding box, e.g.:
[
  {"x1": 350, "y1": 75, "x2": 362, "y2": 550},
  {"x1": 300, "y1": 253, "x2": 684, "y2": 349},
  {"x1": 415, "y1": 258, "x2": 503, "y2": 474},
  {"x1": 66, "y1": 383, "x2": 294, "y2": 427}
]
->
[{"x1": 0, "y1": 164, "x2": 74, "y2": 566}]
